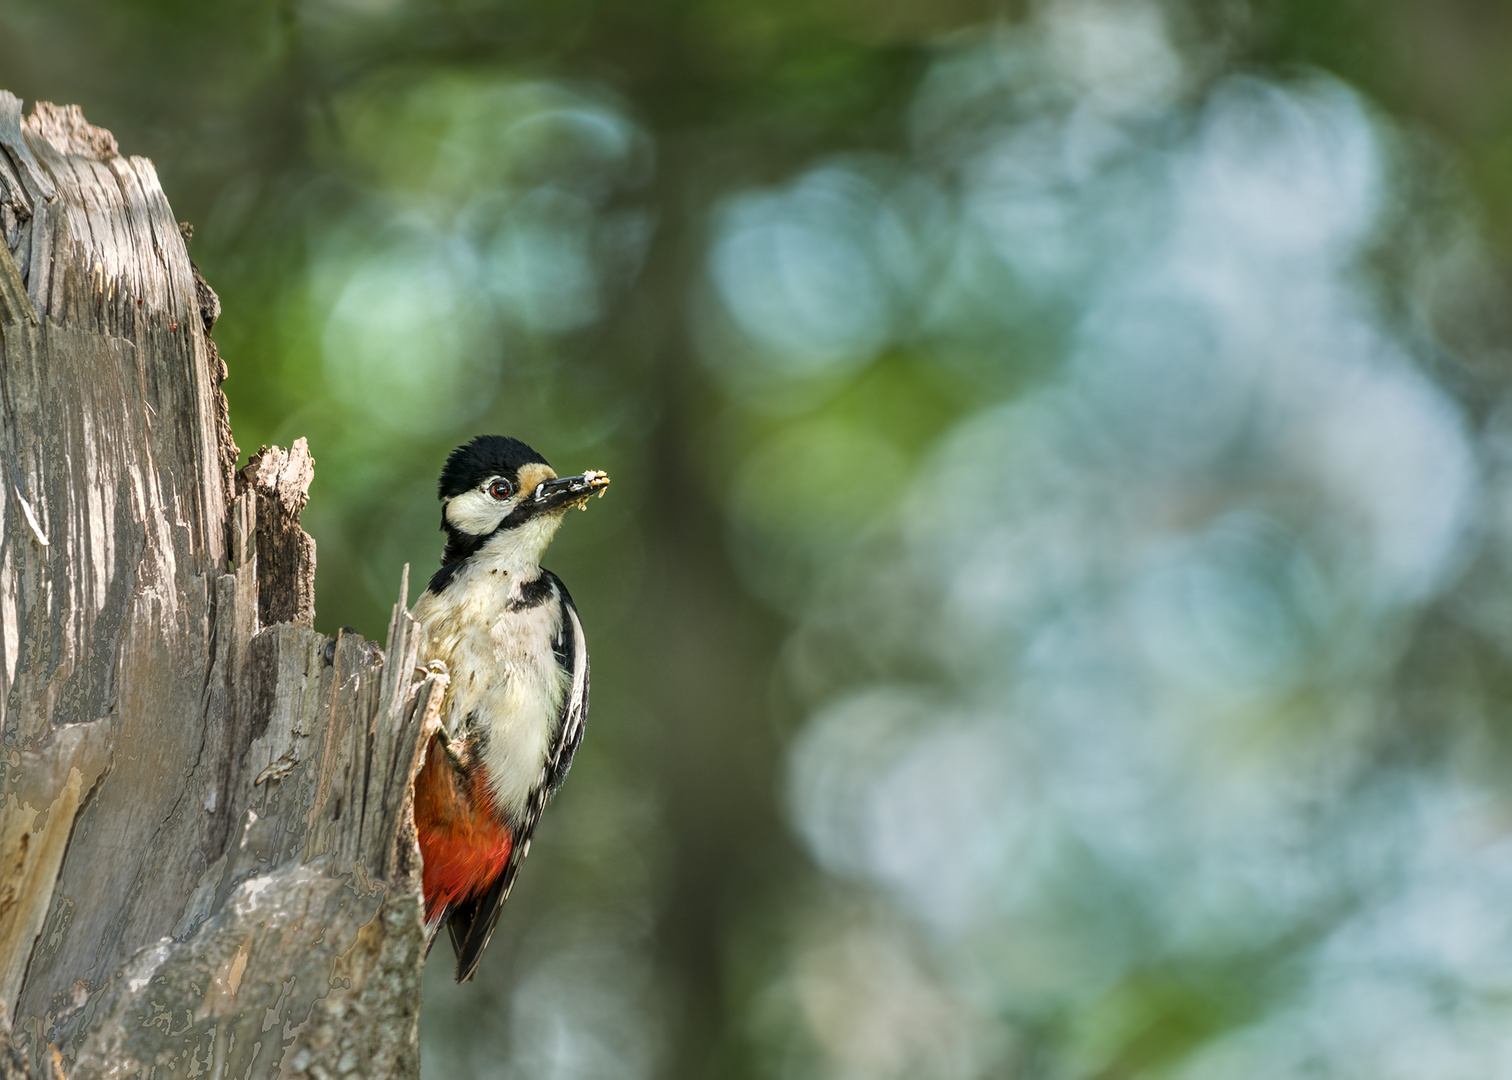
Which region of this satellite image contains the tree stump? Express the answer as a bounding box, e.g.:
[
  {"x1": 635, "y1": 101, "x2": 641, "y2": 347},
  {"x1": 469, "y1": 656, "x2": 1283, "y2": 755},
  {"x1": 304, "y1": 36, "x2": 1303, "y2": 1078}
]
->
[{"x1": 0, "y1": 94, "x2": 437, "y2": 1077}]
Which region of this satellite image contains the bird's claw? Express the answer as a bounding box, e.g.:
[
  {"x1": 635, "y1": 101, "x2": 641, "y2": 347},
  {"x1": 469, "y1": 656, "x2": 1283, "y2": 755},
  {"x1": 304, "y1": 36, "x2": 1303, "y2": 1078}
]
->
[{"x1": 442, "y1": 733, "x2": 468, "y2": 767}]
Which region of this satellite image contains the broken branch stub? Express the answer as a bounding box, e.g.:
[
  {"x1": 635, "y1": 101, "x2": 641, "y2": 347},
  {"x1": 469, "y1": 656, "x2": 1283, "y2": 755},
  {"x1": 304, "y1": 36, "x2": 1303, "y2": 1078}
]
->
[
  {"x1": 0, "y1": 94, "x2": 435, "y2": 1076},
  {"x1": 238, "y1": 439, "x2": 318, "y2": 627}
]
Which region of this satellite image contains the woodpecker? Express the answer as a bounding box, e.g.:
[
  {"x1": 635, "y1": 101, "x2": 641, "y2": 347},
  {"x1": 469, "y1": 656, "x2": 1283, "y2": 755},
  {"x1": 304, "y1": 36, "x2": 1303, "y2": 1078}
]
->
[{"x1": 411, "y1": 434, "x2": 609, "y2": 982}]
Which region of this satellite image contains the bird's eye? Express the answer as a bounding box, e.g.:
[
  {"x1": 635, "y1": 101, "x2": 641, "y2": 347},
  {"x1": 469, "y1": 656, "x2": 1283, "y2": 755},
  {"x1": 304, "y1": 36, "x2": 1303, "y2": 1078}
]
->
[{"x1": 487, "y1": 478, "x2": 514, "y2": 501}]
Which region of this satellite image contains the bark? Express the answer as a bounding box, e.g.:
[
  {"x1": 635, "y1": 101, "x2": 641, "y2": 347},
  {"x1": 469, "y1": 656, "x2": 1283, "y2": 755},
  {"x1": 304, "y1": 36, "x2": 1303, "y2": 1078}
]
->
[{"x1": 0, "y1": 95, "x2": 437, "y2": 1077}]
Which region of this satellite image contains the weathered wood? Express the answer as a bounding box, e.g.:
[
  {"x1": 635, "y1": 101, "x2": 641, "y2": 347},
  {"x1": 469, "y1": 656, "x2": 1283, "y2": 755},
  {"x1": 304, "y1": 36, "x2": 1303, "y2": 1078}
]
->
[
  {"x1": 0, "y1": 95, "x2": 433, "y2": 1076},
  {"x1": 238, "y1": 440, "x2": 317, "y2": 628}
]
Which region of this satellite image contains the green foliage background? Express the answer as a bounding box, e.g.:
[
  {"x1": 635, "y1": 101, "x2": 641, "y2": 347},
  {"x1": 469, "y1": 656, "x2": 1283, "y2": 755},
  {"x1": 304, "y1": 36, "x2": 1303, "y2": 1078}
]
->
[{"x1": 6, "y1": 1, "x2": 1512, "y2": 1077}]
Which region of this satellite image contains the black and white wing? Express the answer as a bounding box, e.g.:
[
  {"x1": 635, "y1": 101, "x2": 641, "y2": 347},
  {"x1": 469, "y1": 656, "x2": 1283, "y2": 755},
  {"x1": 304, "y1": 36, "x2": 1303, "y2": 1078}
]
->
[{"x1": 447, "y1": 572, "x2": 590, "y2": 982}]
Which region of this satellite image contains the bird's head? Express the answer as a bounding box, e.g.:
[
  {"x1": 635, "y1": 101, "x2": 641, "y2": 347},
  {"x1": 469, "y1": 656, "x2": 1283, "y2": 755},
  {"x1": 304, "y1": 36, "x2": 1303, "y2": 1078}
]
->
[{"x1": 437, "y1": 435, "x2": 610, "y2": 570}]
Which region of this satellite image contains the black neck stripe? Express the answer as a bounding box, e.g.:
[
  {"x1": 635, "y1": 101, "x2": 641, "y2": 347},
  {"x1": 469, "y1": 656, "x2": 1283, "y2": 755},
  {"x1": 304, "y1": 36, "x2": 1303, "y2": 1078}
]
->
[{"x1": 427, "y1": 507, "x2": 540, "y2": 596}]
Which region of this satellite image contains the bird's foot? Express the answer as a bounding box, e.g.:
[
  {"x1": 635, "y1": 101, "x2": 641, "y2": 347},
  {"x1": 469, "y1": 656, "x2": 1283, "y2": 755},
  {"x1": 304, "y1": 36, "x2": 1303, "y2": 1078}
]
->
[{"x1": 440, "y1": 731, "x2": 469, "y2": 768}]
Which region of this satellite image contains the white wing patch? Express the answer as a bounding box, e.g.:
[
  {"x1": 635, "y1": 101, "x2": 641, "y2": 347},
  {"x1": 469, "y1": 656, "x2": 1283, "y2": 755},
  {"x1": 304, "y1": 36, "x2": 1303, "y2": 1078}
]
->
[{"x1": 557, "y1": 600, "x2": 589, "y2": 768}]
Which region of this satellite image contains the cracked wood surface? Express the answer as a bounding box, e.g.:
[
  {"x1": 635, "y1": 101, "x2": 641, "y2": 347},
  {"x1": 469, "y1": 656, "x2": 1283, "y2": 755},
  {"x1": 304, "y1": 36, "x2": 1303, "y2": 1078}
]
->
[
  {"x1": 0, "y1": 94, "x2": 433, "y2": 1077},
  {"x1": 238, "y1": 441, "x2": 317, "y2": 629}
]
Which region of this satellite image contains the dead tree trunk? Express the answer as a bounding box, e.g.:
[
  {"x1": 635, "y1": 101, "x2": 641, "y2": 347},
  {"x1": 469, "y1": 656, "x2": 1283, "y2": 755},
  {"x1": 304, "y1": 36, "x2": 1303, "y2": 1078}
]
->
[{"x1": 0, "y1": 95, "x2": 439, "y2": 1077}]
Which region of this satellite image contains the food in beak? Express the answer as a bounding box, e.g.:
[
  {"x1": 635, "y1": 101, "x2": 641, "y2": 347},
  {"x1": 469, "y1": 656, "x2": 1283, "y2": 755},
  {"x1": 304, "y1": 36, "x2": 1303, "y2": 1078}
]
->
[{"x1": 533, "y1": 471, "x2": 611, "y2": 509}]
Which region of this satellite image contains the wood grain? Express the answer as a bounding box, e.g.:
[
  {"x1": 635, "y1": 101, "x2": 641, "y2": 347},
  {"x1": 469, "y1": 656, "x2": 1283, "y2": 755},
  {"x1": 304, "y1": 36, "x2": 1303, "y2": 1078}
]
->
[{"x1": 0, "y1": 93, "x2": 433, "y2": 1077}]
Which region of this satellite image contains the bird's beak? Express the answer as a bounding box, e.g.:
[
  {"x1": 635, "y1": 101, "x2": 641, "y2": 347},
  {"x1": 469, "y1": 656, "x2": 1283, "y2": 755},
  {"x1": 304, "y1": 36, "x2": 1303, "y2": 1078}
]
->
[{"x1": 531, "y1": 470, "x2": 611, "y2": 512}]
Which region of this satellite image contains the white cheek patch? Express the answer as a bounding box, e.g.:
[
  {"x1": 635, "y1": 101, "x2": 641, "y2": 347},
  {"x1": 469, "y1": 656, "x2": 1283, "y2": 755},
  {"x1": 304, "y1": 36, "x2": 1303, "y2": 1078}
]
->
[{"x1": 445, "y1": 485, "x2": 515, "y2": 536}]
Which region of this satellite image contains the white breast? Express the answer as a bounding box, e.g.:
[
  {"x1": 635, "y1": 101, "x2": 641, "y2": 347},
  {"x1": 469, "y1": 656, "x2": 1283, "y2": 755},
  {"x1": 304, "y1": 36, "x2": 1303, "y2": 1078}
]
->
[{"x1": 414, "y1": 550, "x2": 570, "y2": 823}]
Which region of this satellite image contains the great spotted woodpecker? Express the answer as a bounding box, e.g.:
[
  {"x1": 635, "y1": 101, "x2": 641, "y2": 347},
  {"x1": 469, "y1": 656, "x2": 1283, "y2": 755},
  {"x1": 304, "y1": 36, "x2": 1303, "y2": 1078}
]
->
[{"x1": 412, "y1": 435, "x2": 609, "y2": 981}]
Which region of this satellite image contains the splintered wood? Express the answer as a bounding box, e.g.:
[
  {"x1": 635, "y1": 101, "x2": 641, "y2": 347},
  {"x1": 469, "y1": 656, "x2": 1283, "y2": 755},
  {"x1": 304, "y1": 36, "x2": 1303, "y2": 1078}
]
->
[
  {"x1": 238, "y1": 439, "x2": 318, "y2": 628},
  {"x1": 0, "y1": 94, "x2": 435, "y2": 1076}
]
